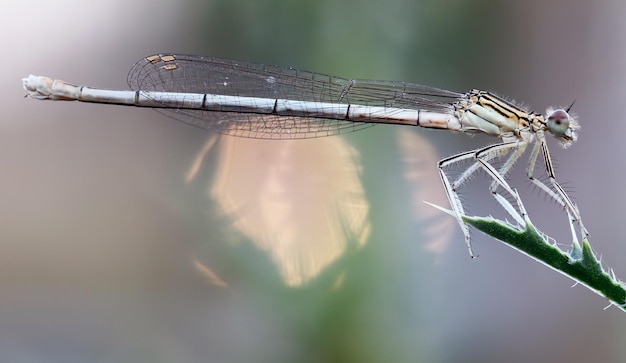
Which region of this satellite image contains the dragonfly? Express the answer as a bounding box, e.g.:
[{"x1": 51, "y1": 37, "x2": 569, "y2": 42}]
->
[{"x1": 22, "y1": 53, "x2": 586, "y2": 257}]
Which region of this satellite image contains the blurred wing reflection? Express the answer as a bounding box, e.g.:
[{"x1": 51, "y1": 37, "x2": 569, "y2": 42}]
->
[
  {"x1": 398, "y1": 131, "x2": 454, "y2": 256},
  {"x1": 186, "y1": 122, "x2": 454, "y2": 286},
  {"x1": 188, "y1": 133, "x2": 370, "y2": 286}
]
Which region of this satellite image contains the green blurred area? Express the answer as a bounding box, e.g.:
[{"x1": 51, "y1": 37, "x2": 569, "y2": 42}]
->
[
  {"x1": 167, "y1": 1, "x2": 520, "y2": 362},
  {"x1": 187, "y1": 0, "x2": 505, "y2": 83}
]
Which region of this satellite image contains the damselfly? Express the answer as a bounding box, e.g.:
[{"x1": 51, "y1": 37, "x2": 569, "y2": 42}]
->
[{"x1": 22, "y1": 54, "x2": 587, "y2": 256}]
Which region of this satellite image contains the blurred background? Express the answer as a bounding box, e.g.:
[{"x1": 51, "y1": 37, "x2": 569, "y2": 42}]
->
[{"x1": 1, "y1": 0, "x2": 625, "y2": 362}]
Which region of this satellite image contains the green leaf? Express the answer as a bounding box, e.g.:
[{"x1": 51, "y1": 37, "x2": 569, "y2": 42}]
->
[{"x1": 462, "y1": 214, "x2": 626, "y2": 312}]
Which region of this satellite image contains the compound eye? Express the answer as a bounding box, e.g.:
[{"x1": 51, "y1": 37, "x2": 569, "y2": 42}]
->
[{"x1": 547, "y1": 109, "x2": 571, "y2": 139}]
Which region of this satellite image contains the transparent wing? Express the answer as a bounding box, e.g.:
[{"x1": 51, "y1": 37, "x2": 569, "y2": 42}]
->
[{"x1": 127, "y1": 54, "x2": 463, "y2": 139}]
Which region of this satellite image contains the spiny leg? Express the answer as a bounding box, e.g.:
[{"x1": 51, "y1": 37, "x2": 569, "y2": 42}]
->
[
  {"x1": 526, "y1": 134, "x2": 589, "y2": 241},
  {"x1": 476, "y1": 141, "x2": 530, "y2": 223},
  {"x1": 438, "y1": 142, "x2": 532, "y2": 257},
  {"x1": 450, "y1": 144, "x2": 506, "y2": 191},
  {"x1": 475, "y1": 157, "x2": 528, "y2": 225},
  {"x1": 437, "y1": 150, "x2": 480, "y2": 257}
]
